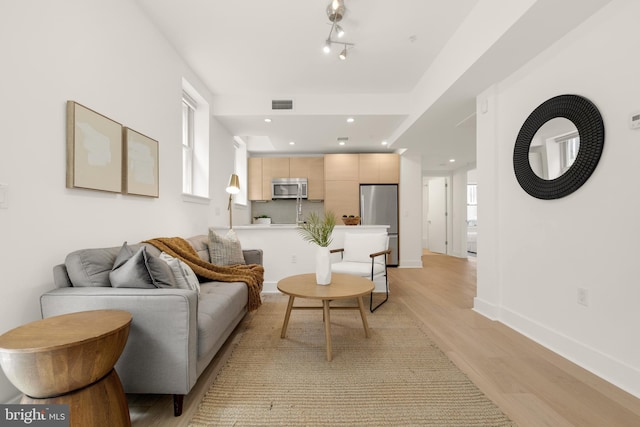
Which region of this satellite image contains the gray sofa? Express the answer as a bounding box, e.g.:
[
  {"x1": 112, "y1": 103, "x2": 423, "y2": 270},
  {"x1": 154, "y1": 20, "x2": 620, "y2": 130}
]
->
[{"x1": 40, "y1": 235, "x2": 262, "y2": 416}]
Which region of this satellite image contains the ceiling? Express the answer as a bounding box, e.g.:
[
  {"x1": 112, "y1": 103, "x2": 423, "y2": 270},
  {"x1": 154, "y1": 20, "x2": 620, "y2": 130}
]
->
[{"x1": 134, "y1": 0, "x2": 612, "y2": 172}]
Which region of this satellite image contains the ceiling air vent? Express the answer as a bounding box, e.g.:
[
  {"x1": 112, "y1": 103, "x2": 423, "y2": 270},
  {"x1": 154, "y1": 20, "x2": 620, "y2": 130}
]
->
[{"x1": 272, "y1": 99, "x2": 293, "y2": 110}]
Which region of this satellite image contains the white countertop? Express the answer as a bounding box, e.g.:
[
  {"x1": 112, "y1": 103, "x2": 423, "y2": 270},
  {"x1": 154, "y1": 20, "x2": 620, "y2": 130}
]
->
[{"x1": 227, "y1": 224, "x2": 389, "y2": 230}]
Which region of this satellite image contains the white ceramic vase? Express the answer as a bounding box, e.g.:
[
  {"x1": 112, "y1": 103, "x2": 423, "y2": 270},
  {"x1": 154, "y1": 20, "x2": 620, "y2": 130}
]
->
[{"x1": 315, "y1": 246, "x2": 332, "y2": 285}]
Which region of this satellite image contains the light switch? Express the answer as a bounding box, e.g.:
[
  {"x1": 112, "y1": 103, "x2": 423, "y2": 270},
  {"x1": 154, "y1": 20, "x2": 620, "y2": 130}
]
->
[{"x1": 0, "y1": 183, "x2": 8, "y2": 209}]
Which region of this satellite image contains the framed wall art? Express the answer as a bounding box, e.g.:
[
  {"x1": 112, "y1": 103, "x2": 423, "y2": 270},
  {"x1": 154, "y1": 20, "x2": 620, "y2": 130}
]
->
[
  {"x1": 66, "y1": 101, "x2": 123, "y2": 193},
  {"x1": 123, "y1": 127, "x2": 159, "y2": 197}
]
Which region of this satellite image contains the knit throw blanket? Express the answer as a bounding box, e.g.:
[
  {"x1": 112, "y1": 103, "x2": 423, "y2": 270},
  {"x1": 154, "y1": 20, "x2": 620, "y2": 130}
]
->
[{"x1": 144, "y1": 237, "x2": 263, "y2": 311}]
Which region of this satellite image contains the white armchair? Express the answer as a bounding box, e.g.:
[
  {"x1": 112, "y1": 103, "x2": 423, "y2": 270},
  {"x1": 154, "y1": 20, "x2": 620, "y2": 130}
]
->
[{"x1": 330, "y1": 233, "x2": 391, "y2": 312}]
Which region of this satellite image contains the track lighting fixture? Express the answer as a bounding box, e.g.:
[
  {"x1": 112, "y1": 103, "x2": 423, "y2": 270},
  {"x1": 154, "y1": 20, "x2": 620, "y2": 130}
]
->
[{"x1": 322, "y1": 0, "x2": 354, "y2": 60}]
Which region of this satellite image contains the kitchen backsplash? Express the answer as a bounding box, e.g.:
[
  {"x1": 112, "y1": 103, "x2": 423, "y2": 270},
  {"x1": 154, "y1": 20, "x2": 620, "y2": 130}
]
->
[{"x1": 251, "y1": 200, "x2": 325, "y2": 224}]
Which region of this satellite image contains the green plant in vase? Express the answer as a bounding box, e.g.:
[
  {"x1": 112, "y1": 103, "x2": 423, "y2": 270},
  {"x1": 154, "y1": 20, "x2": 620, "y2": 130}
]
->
[{"x1": 297, "y1": 211, "x2": 336, "y2": 284}]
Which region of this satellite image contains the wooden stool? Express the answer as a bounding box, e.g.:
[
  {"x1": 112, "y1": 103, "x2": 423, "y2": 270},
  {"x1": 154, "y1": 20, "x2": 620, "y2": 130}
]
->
[{"x1": 0, "y1": 310, "x2": 132, "y2": 427}]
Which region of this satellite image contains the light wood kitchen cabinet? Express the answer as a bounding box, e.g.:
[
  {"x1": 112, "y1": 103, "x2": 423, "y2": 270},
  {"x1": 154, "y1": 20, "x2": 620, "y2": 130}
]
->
[
  {"x1": 324, "y1": 154, "x2": 359, "y2": 218},
  {"x1": 359, "y1": 153, "x2": 399, "y2": 183},
  {"x1": 323, "y1": 180, "x2": 360, "y2": 220},
  {"x1": 249, "y1": 157, "x2": 325, "y2": 201},
  {"x1": 261, "y1": 157, "x2": 290, "y2": 200},
  {"x1": 290, "y1": 157, "x2": 324, "y2": 200},
  {"x1": 248, "y1": 157, "x2": 263, "y2": 200},
  {"x1": 324, "y1": 154, "x2": 359, "y2": 181}
]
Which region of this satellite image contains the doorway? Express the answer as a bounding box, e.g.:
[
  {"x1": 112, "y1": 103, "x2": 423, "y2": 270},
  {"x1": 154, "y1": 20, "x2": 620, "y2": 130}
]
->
[{"x1": 425, "y1": 177, "x2": 448, "y2": 254}]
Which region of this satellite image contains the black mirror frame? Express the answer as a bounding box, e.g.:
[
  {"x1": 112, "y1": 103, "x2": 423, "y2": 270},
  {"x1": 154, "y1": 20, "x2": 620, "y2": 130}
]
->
[{"x1": 513, "y1": 94, "x2": 604, "y2": 199}]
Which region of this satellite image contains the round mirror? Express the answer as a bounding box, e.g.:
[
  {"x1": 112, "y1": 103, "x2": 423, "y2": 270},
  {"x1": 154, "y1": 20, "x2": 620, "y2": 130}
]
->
[
  {"x1": 513, "y1": 94, "x2": 604, "y2": 199},
  {"x1": 529, "y1": 118, "x2": 579, "y2": 180}
]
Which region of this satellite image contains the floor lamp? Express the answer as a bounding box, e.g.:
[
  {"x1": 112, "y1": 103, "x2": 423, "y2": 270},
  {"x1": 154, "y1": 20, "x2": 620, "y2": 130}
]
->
[{"x1": 226, "y1": 174, "x2": 240, "y2": 229}]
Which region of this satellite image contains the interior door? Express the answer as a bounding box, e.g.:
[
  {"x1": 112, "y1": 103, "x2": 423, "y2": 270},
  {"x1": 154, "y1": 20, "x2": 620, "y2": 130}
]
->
[{"x1": 427, "y1": 177, "x2": 447, "y2": 254}]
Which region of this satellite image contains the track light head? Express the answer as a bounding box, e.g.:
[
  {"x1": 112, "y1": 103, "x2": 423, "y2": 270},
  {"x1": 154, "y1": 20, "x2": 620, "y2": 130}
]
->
[
  {"x1": 323, "y1": 39, "x2": 332, "y2": 54},
  {"x1": 339, "y1": 46, "x2": 347, "y2": 60},
  {"x1": 335, "y1": 24, "x2": 345, "y2": 38}
]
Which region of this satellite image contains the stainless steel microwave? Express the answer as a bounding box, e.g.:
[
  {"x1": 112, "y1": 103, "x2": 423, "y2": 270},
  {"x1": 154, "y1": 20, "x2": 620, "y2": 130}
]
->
[{"x1": 271, "y1": 178, "x2": 308, "y2": 199}]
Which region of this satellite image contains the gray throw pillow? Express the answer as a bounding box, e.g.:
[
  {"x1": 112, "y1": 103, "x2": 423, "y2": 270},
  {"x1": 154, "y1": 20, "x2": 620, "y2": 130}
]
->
[
  {"x1": 65, "y1": 247, "x2": 120, "y2": 287},
  {"x1": 110, "y1": 242, "x2": 177, "y2": 288},
  {"x1": 208, "y1": 229, "x2": 246, "y2": 266}
]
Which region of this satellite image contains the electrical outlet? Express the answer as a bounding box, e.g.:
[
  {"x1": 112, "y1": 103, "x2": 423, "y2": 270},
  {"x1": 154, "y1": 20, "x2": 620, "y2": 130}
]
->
[
  {"x1": 577, "y1": 288, "x2": 589, "y2": 306},
  {"x1": 291, "y1": 255, "x2": 297, "y2": 264}
]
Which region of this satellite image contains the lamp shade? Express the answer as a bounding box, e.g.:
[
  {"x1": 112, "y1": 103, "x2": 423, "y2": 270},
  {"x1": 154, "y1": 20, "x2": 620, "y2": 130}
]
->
[{"x1": 226, "y1": 174, "x2": 240, "y2": 194}]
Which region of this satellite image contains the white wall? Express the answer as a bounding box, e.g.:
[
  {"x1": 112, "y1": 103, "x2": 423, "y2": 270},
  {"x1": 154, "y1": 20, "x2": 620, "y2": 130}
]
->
[
  {"x1": 399, "y1": 152, "x2": 423, "y2": 268},
  {"x1": 0, "y1": 0, "x2": 237, "y2": 401},
  {"x1": 476, "y1": 0, "x2": 640, "y2": 397}
]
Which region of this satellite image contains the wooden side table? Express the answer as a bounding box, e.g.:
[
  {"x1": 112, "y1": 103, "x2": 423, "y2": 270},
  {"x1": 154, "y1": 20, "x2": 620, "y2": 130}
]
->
[{"x1": 0, "y1": 310, "x2": 132, "y2": 427}]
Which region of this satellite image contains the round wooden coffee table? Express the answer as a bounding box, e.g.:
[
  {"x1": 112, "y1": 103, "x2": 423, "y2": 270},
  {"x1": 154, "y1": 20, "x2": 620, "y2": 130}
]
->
[
  {"x1": 0, "y1": 310, "x2": 132, "y2": 427},
  {"x1": 277, "y1": 273, "x2": 374, "y2": 361}
]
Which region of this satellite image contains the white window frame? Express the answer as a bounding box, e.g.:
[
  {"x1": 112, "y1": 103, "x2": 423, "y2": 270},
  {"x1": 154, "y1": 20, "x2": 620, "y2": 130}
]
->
[
  {"x1": 181, "y1": 79, "x2": 209, "y2": 201},
  {"x1": 182, "y1": 92, "x2": 196, "y2": 195},
  {"x1": 466, "y1": 183, "x2": 477, "y2": 227},
  {"x1": 556, "y1": 132, "x2": 579, "y2": 173},
  {"x1": 233, "y1": 137, "x2": 248, "y2": 206}
]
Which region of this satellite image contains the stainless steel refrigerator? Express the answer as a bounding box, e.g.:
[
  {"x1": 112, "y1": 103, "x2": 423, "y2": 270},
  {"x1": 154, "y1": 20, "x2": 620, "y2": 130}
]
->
[{"x1": 359, "y1": 184, "x2": 399, "y2": 266}]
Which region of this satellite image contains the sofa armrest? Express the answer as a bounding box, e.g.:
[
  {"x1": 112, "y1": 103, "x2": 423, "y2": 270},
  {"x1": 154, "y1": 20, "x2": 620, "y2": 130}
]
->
[
  {"x1": 242, "y1": 249, "x2": 263, "y2": 266},
  {"x1": 40, "y1": 287, "x2": 198, "y2": 395}
]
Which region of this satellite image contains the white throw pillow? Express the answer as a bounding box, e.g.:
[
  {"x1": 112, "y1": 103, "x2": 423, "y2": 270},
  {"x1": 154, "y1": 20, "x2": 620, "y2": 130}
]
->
[
  {"x1": 159, "y1": 252, "x2": 201, "y2": 294},
  {"x1": 208, "y1": 228, "x2": 246, "y2": 266}
]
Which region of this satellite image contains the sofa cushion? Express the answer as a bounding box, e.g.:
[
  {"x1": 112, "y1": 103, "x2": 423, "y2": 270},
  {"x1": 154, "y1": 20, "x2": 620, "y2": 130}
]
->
[
  {"x1": 208, "y1": 229, "x2": 246, "y2": 266},
  {"x1": 196, "y1": 281, "x2": 248, "y2": 359},
  {"x1": 110, "y1": 242, "x2": 176, "y2": 289},
  {"x1": 331, "y1": 260, "x2": 386, "y2": 277},
  {"x1": 159, "y1": 252, "x2": 201, "y2": 294}
]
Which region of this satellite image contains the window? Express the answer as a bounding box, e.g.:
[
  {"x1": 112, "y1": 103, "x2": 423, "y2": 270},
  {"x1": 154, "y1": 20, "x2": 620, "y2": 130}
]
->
[
  {"x1": 233, "y1": 137, "x2": 248, "y2": 206},
  {"x1": 467, "y1": 183, "x2": 477, "y2": 227},
  {"x1": 557, "y1": 132, "x2": 579, "y2": 173},
  {"x1": 182, "y1": 92, "x2": 196, "y2": 194},
  {"x1": 181, "y1": 79, "x2": 209, "y2": 199}
]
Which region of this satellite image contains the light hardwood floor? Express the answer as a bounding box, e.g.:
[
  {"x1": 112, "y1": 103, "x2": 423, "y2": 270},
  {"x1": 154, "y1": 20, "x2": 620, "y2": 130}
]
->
[{"x1": 128, "y1": 252, "x2": 640, "y2": 426}]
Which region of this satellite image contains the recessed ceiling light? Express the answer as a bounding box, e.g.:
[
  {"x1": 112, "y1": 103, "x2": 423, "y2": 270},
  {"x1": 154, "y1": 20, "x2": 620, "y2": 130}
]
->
[
  {"x1": 381, "y1": 141, "x2": 388, "y2": 146},
  {"x1": 449, "y1": 159, "x2": 456, "y2": 163},
  {"x1": 339, "y1": 141, "x2": 346, "y2": 146},
  {"x1": 347, "y1": 117, "x2": 354, "y2": 123},
  {"x1": 264, "y1": 118, "x2": 272, "y2": 123},
  {"x1": 289, "y1": 141, "x2": 295, "y2": 145}
]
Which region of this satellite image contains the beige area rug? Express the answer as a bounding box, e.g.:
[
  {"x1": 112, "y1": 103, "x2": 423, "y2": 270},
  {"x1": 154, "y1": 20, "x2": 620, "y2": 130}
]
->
[{"x1": 189, "y1": 294, "x2": 516, "y2": 426}]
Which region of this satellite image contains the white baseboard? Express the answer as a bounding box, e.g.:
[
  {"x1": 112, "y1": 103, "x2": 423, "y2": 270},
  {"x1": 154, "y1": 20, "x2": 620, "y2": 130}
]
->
[
  {"x1": 398, "y1": 259, "x2": 423, "y2": 268},
  {"x1": 472, "y1": 297, "x2": 499, "y2": 320},
  {"x1": 262, "y1": 281, "x2": 279, "y2": 294},
  {"x1": 474, "y1": 299, "x2": 640, "y2": 399}
]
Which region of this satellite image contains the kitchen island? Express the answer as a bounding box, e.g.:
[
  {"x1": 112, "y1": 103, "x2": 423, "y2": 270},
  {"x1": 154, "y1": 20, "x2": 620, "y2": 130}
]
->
[{"x1": 212, "y1": 225, "x2": 389, "y2": 293}]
